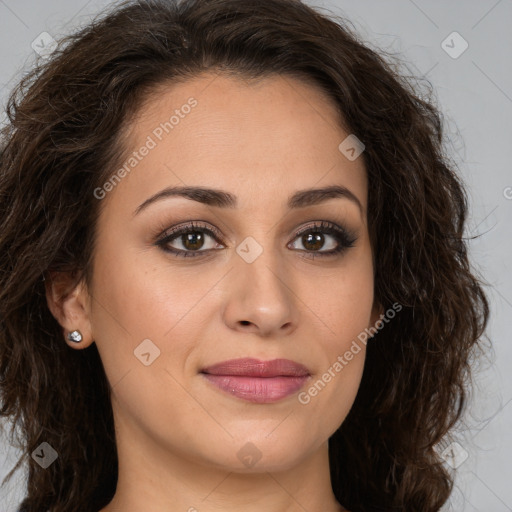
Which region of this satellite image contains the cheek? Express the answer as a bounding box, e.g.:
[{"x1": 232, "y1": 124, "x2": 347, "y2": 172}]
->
[
  {"x1": 88, "y1": 250, "x2": 209, "y2": 433},
  {"x1": 89, "y1": 247, "x2": 215, "y2": 380},
  {"x1": 310, "y1": 248, "x2": 375, "y2": 347},
  {"x1": 296, "y1": 252, "x2": 373, "y2": 427},
  {"x1": 318, "y1": 364, "x2": 364, "y2": 444},
  {"x1": 298, "y1": 330, "x2": 367, "y2": 439}
]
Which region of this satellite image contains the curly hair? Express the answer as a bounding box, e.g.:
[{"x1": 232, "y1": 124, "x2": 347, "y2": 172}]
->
[{"x1": 0, "y1": 0, "x2": 490, "y2": 510}]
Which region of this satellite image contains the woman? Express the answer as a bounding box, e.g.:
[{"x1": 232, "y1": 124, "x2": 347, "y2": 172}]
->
[{"x1": 0, "y1": 0, "x2": 490, "y2": 511}]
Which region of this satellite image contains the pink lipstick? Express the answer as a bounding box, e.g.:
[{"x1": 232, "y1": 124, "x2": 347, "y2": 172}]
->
[{"x1": 200, "y1": 357, "x2": 311, "y2": 403}]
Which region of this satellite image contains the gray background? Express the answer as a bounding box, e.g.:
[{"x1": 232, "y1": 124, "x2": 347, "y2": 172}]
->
[{"x1": 1, "y1": 0, "x2": 511, "y2": 510}]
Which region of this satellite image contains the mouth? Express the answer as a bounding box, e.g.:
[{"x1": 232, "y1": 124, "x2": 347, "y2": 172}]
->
[{"x1": 200, "y1": 357, "x2": 311, "y2": 403}]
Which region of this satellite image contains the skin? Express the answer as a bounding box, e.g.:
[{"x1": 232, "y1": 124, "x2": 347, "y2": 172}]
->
[{"x1": 46, "y1": 71, "x2": 383, "y2": 512}]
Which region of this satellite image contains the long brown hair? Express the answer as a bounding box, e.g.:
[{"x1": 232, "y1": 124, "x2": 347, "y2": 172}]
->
[{"x1": 0, "y1": 0, "x2": 490, "y2": 510}]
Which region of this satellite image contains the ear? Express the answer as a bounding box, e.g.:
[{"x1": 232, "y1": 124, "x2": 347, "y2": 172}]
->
[{"x1": 44, "y1": 270, "x2": 94, "y2": 350}]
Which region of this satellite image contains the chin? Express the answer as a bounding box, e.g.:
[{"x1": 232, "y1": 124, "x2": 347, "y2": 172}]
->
[{"x1": 200, "y1": 433, "x2": 320, "y2": 473}]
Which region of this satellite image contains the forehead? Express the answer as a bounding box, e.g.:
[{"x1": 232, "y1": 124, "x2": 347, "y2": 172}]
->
[{"x1": 107, "y1": 71, "x2": 367, "y2": 216}]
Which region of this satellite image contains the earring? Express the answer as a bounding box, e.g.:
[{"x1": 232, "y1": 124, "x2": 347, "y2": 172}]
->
[{"x1": 67, "y1": 330, "x2": 83, "y2": 343}]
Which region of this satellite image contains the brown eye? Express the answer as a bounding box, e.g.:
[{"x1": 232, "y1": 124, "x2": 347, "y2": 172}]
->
[
  {"x1": 156, "y1": 220, "x2": 357, "y2": 259},
  {"x1": 179, "y1": 231, "x2": 206, "y2": 251},
  {"x1": 300, "y1": 232, "x2": 328, "y2": 251},
  {"x1": 288, "y1": 221, "x2": 357, "y2": 259},
  {"x1": 156, "y1": 221, "x2": 225, "y2": 258}
]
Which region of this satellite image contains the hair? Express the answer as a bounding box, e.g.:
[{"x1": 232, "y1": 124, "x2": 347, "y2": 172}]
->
[{"x1": 0, "y1": 0, "x2": 490, "y2": 510}]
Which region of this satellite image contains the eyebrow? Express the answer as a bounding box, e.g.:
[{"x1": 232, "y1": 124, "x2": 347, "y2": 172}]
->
[{"x1": 133, "y1": 184, "x2": 363, "y2": 217}]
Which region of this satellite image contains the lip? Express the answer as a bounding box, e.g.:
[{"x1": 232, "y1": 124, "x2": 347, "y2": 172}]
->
[
  {"x1": 201, "y1": 357, "x2": 310, "y2": 377},
  {"x1": 200, "y1": 358, "x2": 311, "y2": 403}
]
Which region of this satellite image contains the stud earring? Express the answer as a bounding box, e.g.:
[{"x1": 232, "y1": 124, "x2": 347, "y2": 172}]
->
[{"x1": 67, "y1": 330, "x2": 83, "y2": 343}]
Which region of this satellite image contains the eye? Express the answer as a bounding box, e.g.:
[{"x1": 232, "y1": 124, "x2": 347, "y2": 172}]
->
[
  {"x1": 155, "y1": 221, "x2": 224, "y2": 258},
  {"x1": 155, "y1": 220, "x2": 357, "y2": 259},
  {"x1": 288, "y1": 220, "x2": 357, "y2": 259}
]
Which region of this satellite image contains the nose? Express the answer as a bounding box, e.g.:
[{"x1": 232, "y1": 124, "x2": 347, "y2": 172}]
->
[{"x1": 222, "y1": 249, "x2": 300, "y2": 338}]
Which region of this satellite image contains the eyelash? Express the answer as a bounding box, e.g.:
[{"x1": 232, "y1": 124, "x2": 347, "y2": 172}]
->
[{"x1": 154, "y1": 220, "x2": 357, "y2": 260}]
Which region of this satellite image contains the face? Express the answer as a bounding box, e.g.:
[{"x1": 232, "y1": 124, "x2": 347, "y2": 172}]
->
[{"x1": 58, "y1": 72, "x2": 382, "y2": 473}]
